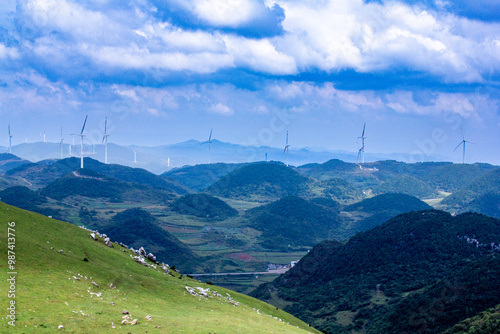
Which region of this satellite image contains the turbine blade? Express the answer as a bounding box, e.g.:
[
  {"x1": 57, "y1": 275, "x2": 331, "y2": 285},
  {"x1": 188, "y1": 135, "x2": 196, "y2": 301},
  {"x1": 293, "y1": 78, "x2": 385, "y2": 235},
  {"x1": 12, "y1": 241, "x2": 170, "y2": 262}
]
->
[
  {"x1": 460, "y1": 127, "x2": 464, "y2": 141},
  {"x1": 104, "y1": 117, "x2": 107, "y2": 134},
  {"x1": 362, "y1": 123, "x2": 366, "y2": 137},
  {"x1": 8, "y1": 124, "x2": 11, "y2": 136},
  {"x1": 81, "y1": 115, "x2": 88, "y2": 134},
  {"x1": 209, "y1": 128, "x2": 212, "y2": 141},
  {"x1": 453, "y1": 141, "x2": 463, "y2": 152}
]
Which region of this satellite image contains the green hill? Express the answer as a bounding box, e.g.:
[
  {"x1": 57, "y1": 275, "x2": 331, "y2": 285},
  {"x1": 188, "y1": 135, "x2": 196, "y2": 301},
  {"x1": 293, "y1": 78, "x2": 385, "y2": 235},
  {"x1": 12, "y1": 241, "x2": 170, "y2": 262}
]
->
[
  {"x1": 205, "y1": 162, "x2": 315, "y2": 201},
  {"x1": 444, "y1": 303, "x2": 500, "y2": 334},
  {"x1": 39, "y1": 169, "x2": 173, "y2": 203},
  {"x1": 423, "y1": 163, "x2": 495, "y2": 192},
  {"x1": 100, "y1": 208, "x2": 199, "y2": 272},
  {"x1": 163, "y1": 162, "x2": 249, "y2": 192},
  {"x1": 298, "y1": 159, "x2": 359, "y2": 181},
  {"x1": 462, "y1": 192, "x2": 500, "y2": 219},
  {"x1": 372, "y1": 175, "x2": 439, "y2": 199},
  {"x1": 0, "y1": 186, "x2": 61, "y2": 218},
  {"x1": 337, "y1": 193, "x2": 432, "y2": 238},
  {"x1": 0, "y1": 153, "x2": 31, "y2": 173},
  {"x1": 366, "y1": 256, "x2": 500, "y2": 334},
  {"x1": 170, "y1": 193, "x2": 238, "y2": 220},
  {"x1": 0, "y1": 202, "x2": 319, "y2": 333},
  {"x1": 245, "y1": 196, "x2": 340, "y2": 250},
  {"x1": 345, "y1": 193, "x2": 431, "y2": 213},
  {"x1": 318, "y1": 178, "x2": 364, "y2": 204},
  {"x1": 252, "y1": 210, "x2": 500, "y2": 333},
  {"x1": 6, "y1": 157, "x2": 188, "y2": 194},
  {"x1": 442, "y1": 168, "x2": 500, "y2": 208}
]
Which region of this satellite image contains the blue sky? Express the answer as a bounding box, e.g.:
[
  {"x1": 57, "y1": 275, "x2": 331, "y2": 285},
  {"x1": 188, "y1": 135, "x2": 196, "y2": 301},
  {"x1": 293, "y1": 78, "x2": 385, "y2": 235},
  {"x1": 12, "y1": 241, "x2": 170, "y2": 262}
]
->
[{"x1": 1, "y1": 0, "x2": 499, "y2": 164}]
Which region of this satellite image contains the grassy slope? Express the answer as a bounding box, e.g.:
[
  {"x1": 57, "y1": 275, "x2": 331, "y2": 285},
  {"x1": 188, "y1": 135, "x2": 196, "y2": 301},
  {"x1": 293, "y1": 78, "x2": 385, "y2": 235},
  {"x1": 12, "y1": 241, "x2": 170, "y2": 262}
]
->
[{"x1": 0, "y1": 202, "x2": 319, "y2": 333}]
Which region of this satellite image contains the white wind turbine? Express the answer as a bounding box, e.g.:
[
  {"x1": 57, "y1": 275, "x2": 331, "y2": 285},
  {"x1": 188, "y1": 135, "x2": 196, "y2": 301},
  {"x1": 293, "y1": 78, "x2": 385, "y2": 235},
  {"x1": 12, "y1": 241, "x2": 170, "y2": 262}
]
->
[
  {"x1": 8, "y1": 124, "x2": 12, "y2": 154},
  {"x1": 132, "y1": 149, "x2": 137, "y2": 163},
  {"x1": 59, "y1": 127, "x2": 64, "y2": 159},
  {"x1": 71, "y1": 115, "x2": 88, "y2": 169},
  {"x1": 201, "y1": 128, "x2": 213, "y2": 164},
  {"x1": 284, "y1": 131, "x2": 290, "y2": 167},
  {"x1": 454, "y1": 127, "x2": 473, "y2": 164},
  {"x1": 357, "y1": 123, "x2": 366, "y2": 164},
  {"x1": 102, "y1": 117, "x2": 110, "y2": 164}
]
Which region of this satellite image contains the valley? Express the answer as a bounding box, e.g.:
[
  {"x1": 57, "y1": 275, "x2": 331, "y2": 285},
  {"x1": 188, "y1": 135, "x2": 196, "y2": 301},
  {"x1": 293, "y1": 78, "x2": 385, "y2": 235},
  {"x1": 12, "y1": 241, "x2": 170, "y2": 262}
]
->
[{"x1": 1, "y1": 153, "x2": 499, "y2": 333}]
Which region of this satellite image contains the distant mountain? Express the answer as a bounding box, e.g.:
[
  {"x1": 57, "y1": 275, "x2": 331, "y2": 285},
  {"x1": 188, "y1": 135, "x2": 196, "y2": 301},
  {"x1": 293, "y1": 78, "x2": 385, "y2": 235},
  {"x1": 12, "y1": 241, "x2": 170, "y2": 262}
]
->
[
  {"x1": 205, "y1": 162, "x2": 315, "y2": 201},
  {"x1": 170, "y1": 193, "x2": 238, "y2": 220},
  {"x1": 163, "y1": 162, "x2": 251, "y2": 192},
  {"x1": 245, "y1": 196, "x2": 340, "y2": 250},
  {"x1": 40, "y1": 169, "x2": 174, "y2": 203},
  {"x1": 372, "y1": 174, "x2": 439, "y2": 199},
  {"x1": 442, "y1": 168, "x2": 500, "y2": 208},
  {"x1": 252, "y1": 210, "x2": 500, "y2": 333},
  {"x1": 6, "y1": 157, "x2": 189, "y2": 194},
  {"x1": 0, "y1": 153, "x2": 31, "y2": 173},
  {"x1": 100, "y1": 208, "x2": 199, "y2": 271},
  {"x1": 422, "y1": 163, "x2": 496, "y2": 192},
  {"x1": 7, "y1": 140, "x2": 448, "y2": 174},
  {"x1": 342, "y1": 193, "x2": 432, "y2": 235}
]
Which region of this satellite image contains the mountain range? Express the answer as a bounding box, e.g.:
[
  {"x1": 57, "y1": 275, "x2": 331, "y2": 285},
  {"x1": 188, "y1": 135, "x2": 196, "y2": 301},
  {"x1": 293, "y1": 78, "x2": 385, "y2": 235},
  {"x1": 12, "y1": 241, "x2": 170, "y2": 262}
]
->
[{"x1": 2, "y1": 139, "x2": 449, "y2": 174}]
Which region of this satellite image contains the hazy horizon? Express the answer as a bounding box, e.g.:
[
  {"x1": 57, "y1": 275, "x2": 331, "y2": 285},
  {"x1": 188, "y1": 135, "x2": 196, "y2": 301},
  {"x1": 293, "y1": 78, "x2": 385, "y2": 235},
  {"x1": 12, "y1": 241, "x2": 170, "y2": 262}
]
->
[{"x1": 1, "y1": 1, "x2": 500, "y2": 165}]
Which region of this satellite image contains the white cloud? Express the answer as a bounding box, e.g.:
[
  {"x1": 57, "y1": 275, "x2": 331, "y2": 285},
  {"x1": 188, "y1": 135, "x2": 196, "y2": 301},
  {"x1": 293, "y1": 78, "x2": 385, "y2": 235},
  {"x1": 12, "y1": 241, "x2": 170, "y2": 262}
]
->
[
  {"x1": 268, "y1": 0, "x2": 500, "y2": 81},
  {"x1": 222, "y1": 35, "x2": 297, "y2": 74},
  {"x1": 173, "y1": 0, "x2": 264, "y2": 27},
  {"x1": 210, "y1": 103, "x2": 234, "y2": 115},
  {"x1": 0, "y1": 44, "x2": 20, "y2": 59},
  {"x1": 10, "y1": 0, "x2": 500, "y2": 82},
  {"x1": 85, "y1": 45, "x2": 234, "y2": 73}
]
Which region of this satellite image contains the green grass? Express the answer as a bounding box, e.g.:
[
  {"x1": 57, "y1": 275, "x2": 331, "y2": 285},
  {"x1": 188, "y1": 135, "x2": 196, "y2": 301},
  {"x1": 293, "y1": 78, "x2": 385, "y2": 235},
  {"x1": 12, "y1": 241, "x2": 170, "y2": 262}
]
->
[{"x1": 0, "y1": 202, "x2": 320, "y2": 333}]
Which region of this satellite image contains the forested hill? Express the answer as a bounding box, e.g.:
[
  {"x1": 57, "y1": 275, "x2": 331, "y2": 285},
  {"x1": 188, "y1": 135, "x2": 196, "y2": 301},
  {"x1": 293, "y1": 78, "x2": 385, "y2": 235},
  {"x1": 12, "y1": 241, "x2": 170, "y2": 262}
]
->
[
  {"x1": 205, "y1": 162, "x2": 315, "y2": 200},
  {"x1": 252, "y1": 210, "x2": 500, "y2": 333}
]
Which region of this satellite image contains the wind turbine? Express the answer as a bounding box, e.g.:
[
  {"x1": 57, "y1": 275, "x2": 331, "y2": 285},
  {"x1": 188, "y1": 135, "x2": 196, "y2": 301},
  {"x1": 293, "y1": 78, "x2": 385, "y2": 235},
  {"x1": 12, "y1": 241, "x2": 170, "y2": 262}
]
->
[
  {"x1": 454, "y1": 128, "x2": 472, "y2": 164},
  {"x1": 132, "y1": 149, "x2": 137, "y2": 163},
  {"x1": 357, "y1": 123, "x2": 366, "y2": 164},
  {"x1": 71, "y1": 115, "x2": 88, "y2": 169},
  {"x1": 102, "y1": 117, "x2": 109, "y2": 164},
  {"x1": 59, "y1": 127, "x2": 64, "y2": 159},
  {"x1": 201, "y1": 128, "x2": 213, "y2": 164},
  {"x1": 284, "y1": 131, "x2": 290, "y2": 167},
  {"x1": 8, "y1": 124, "x2": 12, "y2": 154}
]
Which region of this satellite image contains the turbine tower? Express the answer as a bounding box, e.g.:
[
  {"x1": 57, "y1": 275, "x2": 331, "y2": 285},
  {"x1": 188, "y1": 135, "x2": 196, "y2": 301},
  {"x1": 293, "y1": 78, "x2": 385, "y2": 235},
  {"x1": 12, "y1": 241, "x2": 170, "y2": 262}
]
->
[
  {"x1": 72, "y1": 115, "x2": 88, "y2": 169},
  {"x1": 284, "y1": 131, "x2": 290, "y2": 167},
  {"x1": 454, "y1": 127, "x2": 471, "y2": 164},
  {"x1": 132, "y1": 149, "x2": 137, "y2": 163},
  {"x1": 357, "y1": 123, "x2": 366, "y2": 164},
  {"x1": 102, "y1": 117, "x2": 110, "y2": 164},
  {"x1": 201, "y1": 128, "x2": 213, "y2": 164},
  {"x1": 59, "y1": 127, "x2": 64, "y2": 159},
  {"x1": 8, "y1": 124, "x2": 12, "y2": 154}
]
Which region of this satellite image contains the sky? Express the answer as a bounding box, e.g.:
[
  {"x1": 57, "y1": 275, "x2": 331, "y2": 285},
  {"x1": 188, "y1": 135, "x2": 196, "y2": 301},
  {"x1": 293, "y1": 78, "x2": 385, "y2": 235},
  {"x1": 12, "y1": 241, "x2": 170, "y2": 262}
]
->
[{"x1": 1, "y1": 0, "x2": 500, "y2": 164}]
